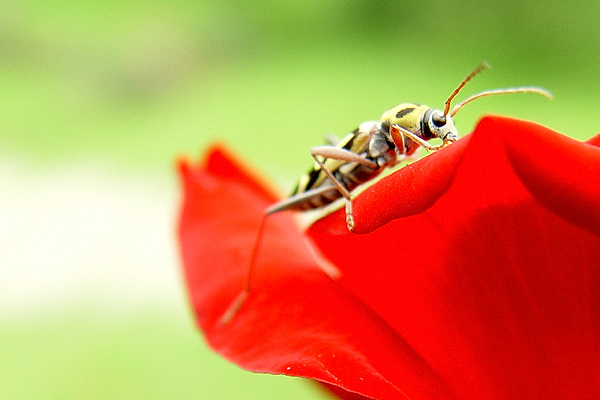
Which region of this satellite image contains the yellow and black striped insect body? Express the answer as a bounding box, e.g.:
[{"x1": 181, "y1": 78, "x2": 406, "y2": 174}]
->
[{"x1": 220, "y1": 63, "x2": 552, "y2": 323}]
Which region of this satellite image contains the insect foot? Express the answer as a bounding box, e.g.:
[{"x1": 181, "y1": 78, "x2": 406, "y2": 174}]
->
[
  {"x1": 345, "y1": 199, "x2": 355, "y2": 232},
  {"x1": 220, "y1": 290, "x2": 249, "y2": 325}
]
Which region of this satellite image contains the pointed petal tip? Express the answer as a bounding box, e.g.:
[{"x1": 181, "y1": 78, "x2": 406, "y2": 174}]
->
[
  {"x1": 587, "y1": 132, "x2": 600, "y2": 147},
  {"x1": 176, "y1": 156, "x2": 193, "y2": 177}
]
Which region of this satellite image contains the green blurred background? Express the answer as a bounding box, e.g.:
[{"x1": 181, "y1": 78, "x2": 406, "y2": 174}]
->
[{"x1": 1, "y1": 0, "x2": 598, "y2": 398}]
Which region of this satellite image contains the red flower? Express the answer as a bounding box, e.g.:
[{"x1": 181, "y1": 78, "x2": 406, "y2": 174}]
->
[{"x1": 178, "y1": 116, "x2": 600, "y2": 399}]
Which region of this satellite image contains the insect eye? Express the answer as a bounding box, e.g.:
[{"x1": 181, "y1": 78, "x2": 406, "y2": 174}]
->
[{"x1": 432, "y1": 114, "x2": 447, "y2": 127}]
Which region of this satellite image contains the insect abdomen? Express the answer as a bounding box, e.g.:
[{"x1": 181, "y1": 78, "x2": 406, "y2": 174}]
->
[{"x1": 291, "y1": 161, "x2": 383, "y2": 211}]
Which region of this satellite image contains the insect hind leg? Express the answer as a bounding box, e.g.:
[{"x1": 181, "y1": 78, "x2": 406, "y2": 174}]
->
[
  {"x1": 221, "y1": 145, "x2": 374, "y2": 323},
  {"x1": 219, "y1": 212, "x2": 269, "y2": 324}
]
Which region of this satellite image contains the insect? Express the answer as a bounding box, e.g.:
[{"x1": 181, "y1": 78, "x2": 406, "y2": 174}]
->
[{"x1": 220, "y1": 62, "x2": 552, "y2": 323}]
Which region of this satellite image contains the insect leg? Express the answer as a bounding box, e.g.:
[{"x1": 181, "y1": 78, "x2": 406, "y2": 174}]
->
[
  {"x1": 310, "y1": 146, "x2": 377, "y2": 231},
  {"x1": 390, "y1": 124, "x2": 454, "y2": 151},
  {"x1": 266, "y1": 185, "x2": 338, "y2": 215},
  {"x1": 310, "y1": 146, "x2": 378, "y2": 169},
  {"x1": 220, "y1": 211, "x2": 269, "y2": 325},
  {"x1": 221, "y1": 146, "x2": 373, "y2": 323},
  {"x1": 221, "y1": 182, "x2": 352, "y2": 324}
]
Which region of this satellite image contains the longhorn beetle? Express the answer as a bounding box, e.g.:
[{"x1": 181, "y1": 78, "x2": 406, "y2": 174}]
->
[{"x1": 221, "y1": 62, "x2": 552, "y2": 323}]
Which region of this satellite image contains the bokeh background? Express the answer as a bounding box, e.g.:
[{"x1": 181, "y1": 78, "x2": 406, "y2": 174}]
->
[{"x1": 1, "y1": 1, "x2": 598, "y2": 398}]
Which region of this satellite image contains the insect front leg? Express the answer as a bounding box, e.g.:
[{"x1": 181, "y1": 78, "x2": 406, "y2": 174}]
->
[
  {"x1": 390, "y1": 124, "x2": 454, "y2": 152},
  {"x1": 310, "y1": 146, "x2": 378, "y2": 232}
]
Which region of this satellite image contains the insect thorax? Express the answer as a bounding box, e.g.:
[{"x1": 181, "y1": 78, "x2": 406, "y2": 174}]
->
[
  {"x1": 379, "y1": 103, "x2": 429, "y2": 154},
  {"x1": 379, "y1": 103, "x2": 460, "y2": 154},
  {"x1": 381, "y1": 103, "x2": 428, "y2": 131}
]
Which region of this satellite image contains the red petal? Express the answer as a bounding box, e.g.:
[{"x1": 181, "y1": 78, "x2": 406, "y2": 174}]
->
[
  {"x1": 502, "y1": 119, "x2": 600, "y2": 237},
  {"x1": 308, "y1": 117, "x2": 600, "y2": 398},
  {"x1": 587, "y1": 132, "x2": 600, "y2": 147},
  {"x1": 325, "y1": 135, "x2": 471, "y2": 235},
  {"x1": 178, "y1": 146, "x2": 457, "y2": 399}
]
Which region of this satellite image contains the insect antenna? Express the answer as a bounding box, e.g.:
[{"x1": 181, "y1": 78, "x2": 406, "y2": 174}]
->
[
  {"x1": 443, "y1": 62, "x2": 490, "y2": 116},
  {"x1": 449, "y1": 87, "x2": 553, "y2": 117}
]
